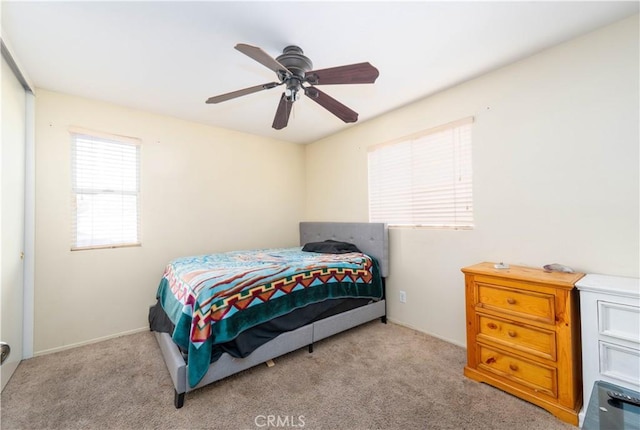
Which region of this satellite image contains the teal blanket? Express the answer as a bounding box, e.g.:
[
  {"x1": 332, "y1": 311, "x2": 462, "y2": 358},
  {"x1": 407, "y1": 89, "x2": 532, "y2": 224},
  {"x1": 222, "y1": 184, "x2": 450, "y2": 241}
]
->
[{"x1": 156, "y1": 247, "x2": 383, "y2": 387}]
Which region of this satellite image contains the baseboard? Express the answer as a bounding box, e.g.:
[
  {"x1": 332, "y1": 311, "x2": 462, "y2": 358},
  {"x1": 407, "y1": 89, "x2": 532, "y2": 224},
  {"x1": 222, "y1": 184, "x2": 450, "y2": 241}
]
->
[
  {"x1": 34, "y1": 327, "x2": 148, "y2": 357},
  {"x1": 33, "y1": 321, "x2": 466, "y2": 357},
  {"x1": 578, "y1": 406, "x2": 586, "y2": 428},
  {"x1": 386, "y1": 318, "x2": 467, "y2": 348}
]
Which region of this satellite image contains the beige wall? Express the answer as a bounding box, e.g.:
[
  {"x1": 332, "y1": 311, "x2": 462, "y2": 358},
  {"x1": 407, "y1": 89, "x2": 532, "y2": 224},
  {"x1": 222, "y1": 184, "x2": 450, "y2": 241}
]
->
[
  {"x1": 34, "y1": 90, "x2": 305, "y2": 354},
  {"x1": 304, "y1": 16, "x2": 639, "y2": 346},
  {"x1": 33, "y1": 15, "x2": 639, "y2": 354}
]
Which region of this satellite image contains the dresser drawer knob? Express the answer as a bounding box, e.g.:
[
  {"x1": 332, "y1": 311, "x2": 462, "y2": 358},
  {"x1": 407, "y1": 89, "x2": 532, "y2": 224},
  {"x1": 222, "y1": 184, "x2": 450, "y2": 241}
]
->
[
  {"x1": 508, "y1": 330, "x2": 517, "y2": 338},
  {"x1": 487, "y1": 323, "x2": 498, "y2": 330},
  {"x1": 509, "y1": 364, "x2": 518, "y2": 372},
  {"x1": 506, "y1": 298, "x2": 516, "y2": 305}
]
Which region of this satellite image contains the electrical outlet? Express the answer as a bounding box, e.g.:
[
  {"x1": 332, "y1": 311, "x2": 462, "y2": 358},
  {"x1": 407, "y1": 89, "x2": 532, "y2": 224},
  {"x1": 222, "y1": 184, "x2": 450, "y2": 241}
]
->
[{"x1": 399, "y1": 290, "x2": 406, "y2": 303}]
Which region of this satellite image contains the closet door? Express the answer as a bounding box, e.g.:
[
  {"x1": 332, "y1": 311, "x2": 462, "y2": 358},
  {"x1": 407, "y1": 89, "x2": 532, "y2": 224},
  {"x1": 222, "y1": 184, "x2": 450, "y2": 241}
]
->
[{"x1": 1, "y1": 55, "x2": 26, "y2": 391}]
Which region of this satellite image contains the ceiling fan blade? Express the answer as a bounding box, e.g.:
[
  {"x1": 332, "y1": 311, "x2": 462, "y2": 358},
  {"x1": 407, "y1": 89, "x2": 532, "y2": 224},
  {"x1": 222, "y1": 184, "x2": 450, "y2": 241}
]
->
[
  {"x1": 206, "y1": 82, "x2": 279, "y2": 104},
  {"x1": 305, "y1": 62, "x2": 379, "y2": 85},
  {"x1": 235, "y1": 43, "x2": 291, "y2": 77},
  {"x1": 304, "y1": 87, "x2": 358, "y2": 123},
  {"x1": 272, "y1": 93, "x2": 293, "y2": 130}
]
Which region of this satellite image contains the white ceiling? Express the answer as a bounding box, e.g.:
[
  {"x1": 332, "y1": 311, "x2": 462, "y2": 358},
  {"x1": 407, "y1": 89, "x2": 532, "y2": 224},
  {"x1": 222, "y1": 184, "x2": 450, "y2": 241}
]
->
[{"x1": 2, "y1": 1, "x2": 638, "y2": 144}]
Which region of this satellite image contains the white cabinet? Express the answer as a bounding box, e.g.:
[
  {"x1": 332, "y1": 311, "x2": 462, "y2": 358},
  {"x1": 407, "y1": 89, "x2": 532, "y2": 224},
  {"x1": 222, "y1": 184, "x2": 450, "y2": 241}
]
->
[{"x1": 576, "y1": 274, "x2": 640, "y2": 427}]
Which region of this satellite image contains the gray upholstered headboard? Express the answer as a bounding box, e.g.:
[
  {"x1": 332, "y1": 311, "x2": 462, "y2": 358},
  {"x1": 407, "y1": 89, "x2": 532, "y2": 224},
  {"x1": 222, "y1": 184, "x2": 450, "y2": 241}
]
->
[{"x1": 299, "y1": 222, "x2": 389, "y2": 278}]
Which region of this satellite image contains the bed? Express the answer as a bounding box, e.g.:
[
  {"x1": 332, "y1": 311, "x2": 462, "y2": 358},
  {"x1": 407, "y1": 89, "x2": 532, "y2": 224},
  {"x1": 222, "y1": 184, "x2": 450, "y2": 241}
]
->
[{"x1": 150, "y1": 222, "x2": 389, "y2": 408}]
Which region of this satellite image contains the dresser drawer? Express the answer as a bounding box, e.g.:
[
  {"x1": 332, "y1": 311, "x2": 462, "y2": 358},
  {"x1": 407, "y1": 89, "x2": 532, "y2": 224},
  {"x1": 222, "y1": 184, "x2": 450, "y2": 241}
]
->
[
  {"x1": 598, "y1": 301, "x2": 640, "y2": 345},
  {"x1": 599, "y1": 341, "x2": 640, "y2": 386},
  {"x1": 478, "y1": 345, "x2": 557, "y2": 398},
  {"x1": 477, "y1": 314, "x2": 557, "y2": 361},
  {"x1": 476, "y1": 282, "x2": 555, "y2": 324}
]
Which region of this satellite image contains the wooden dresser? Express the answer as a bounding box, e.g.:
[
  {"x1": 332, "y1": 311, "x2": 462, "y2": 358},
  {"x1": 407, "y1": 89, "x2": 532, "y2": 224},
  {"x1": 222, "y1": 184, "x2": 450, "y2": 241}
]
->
[{"x1": 462, "y1": 262, "x2": 584, "y2": 425}]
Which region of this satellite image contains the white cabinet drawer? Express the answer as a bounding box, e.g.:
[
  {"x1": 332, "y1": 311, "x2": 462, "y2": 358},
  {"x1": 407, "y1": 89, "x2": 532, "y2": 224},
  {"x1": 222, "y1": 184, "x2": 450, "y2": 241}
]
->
[
  {"x1": 598, "y1": 301, "x2": 640, "y2": 345},
  {"x1": 599, "y1": 341, "x2": 640, "y2": 386}
]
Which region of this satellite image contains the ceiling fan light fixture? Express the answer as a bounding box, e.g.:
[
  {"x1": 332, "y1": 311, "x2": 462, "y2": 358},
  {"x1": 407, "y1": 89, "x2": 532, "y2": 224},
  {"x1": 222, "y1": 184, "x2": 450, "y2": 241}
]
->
[
  {"x1": 284, "y1": 88, "x2": 300, "y2": 102},
  {"x1": 285, "y1": 77, "x2": 303, "y2": 102}
]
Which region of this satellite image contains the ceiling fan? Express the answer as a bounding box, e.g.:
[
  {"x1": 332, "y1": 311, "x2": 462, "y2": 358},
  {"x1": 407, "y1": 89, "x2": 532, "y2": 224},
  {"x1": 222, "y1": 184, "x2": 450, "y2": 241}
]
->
[{"x1": 206, "y1": 44, "x2": 379, "y2": 130}]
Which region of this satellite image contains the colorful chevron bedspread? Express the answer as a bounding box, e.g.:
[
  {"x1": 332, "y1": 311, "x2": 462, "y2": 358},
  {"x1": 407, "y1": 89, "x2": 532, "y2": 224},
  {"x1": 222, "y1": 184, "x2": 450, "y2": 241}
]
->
[{"x1": 156, "y1": 247, "x2": 383, "y2": 387}]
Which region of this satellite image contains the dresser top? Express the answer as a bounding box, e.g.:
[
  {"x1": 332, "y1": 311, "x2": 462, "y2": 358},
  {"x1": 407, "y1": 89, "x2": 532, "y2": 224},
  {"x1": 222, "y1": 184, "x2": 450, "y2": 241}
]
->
[
  {"x1": 461, "y1": 262, "x2": 585, "y2": 288},
  {"x1": 575, "y1": 273, "x2": 640, "y2": 298}
]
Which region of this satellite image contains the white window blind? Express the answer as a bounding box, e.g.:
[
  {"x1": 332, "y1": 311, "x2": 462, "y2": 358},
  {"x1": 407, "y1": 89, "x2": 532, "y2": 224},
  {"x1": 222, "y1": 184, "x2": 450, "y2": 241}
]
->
[
  {"x1": 70, "y1": 129, "x2": 141, "y2": 250},
  {"x1": 368, "y1": 117, "x2": 473, "y2": 228}
]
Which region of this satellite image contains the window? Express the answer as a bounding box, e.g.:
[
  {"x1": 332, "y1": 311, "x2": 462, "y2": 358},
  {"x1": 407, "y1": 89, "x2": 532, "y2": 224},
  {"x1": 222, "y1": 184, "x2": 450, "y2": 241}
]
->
[
  {"x1": 368, "y1": 117, "x2": 473, "y2": 228},
  {"x1": 70, "y1": 128, "x2": 141, "y2": 250}
]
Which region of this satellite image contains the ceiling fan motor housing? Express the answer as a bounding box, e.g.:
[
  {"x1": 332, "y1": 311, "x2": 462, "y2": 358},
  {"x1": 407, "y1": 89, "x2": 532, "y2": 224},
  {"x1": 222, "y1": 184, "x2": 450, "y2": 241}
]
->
[{"x1": 276, "y1": 46, "x2": 313, "y2": 78}]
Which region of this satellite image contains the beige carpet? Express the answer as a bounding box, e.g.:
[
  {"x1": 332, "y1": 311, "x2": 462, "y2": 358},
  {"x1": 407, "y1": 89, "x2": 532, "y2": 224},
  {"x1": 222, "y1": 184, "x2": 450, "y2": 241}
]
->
[{"x1": 0, "y1": 321, "x2": 576, "y2": 430}]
